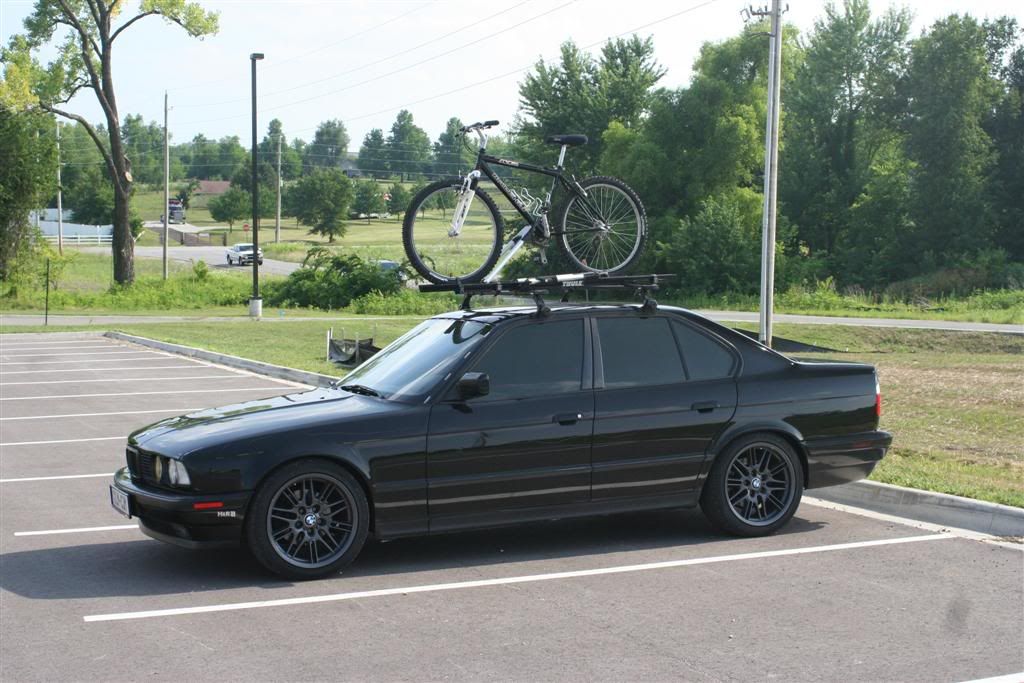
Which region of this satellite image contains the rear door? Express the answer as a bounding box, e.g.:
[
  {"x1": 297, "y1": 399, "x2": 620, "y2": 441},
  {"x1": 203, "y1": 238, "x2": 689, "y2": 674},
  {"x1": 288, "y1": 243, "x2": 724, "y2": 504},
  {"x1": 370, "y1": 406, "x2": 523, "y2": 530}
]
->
[
  {"x1": 591, "y1": 314, "x2": 738, "y2": 502},
  {"x1": 427, "y1": 316, "x2": 594, "y2": 527}
]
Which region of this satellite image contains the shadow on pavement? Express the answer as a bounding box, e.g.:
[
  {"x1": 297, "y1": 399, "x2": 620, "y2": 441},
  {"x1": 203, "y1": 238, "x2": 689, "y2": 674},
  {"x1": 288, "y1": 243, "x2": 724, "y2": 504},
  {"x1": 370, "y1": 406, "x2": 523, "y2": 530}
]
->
[{"x1": 0, "y1": 508, "x2": 826, "y2": 601}]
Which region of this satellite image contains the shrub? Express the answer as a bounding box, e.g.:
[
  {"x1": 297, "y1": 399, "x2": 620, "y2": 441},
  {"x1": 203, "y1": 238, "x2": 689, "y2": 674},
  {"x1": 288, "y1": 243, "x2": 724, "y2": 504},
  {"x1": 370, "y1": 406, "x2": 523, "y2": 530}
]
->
[
  {"x1": 266, "y1": 249, "x2": 402, "y2": 310},
  {"x1": 351, "y1": 288, "x2": 459, "y2": 315}
]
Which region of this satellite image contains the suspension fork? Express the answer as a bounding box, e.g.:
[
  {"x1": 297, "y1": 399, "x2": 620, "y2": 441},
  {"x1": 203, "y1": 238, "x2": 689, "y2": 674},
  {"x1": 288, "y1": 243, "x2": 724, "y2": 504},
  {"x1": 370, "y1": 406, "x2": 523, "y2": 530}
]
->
[{"x1": 448, "y1": 170, "x2": 482, "y2": 237}]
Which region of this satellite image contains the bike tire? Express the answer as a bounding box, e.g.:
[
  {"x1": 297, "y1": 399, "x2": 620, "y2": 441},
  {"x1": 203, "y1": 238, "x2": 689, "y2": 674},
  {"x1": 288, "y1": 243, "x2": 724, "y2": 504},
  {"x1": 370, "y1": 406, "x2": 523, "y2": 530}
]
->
[
  {"x1": 556, "y1": 176, "x2": 647, "y2": 274},
  {"x1": 402, "y1": 178, "x2": 504, "y2": 285}
]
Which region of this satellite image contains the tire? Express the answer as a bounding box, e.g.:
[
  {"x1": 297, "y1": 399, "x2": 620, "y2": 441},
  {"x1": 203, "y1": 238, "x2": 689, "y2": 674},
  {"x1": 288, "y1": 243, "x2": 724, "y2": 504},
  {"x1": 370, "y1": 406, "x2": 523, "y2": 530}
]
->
[
  {"x1": 556, "y1": 176, "x2": 647, "y2": 274},
  {"x1": 700, "y1": 432, "x2": 803, "y2": 537},
  {"x1": 226, "y1": 255, "x2": 232, "y2": 266},
  {"x1": 402, "y1": 178, "x2": 504, "y2": 284},
  {"x1": 246, "y1": 459, "x2": 370, "y2": 580}
]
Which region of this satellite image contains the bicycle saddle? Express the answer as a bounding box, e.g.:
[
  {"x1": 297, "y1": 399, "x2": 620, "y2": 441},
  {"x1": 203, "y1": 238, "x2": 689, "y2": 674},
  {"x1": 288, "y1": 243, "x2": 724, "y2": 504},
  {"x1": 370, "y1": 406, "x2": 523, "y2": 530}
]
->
[{"x1": 544, "y1": 134, "x2": 588, "y2": 146}]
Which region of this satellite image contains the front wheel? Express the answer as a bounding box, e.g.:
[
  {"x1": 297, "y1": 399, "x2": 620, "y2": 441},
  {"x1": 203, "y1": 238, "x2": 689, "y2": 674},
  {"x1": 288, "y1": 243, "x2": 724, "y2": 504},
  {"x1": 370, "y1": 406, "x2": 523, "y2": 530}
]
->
[
  {"x1": 246, "y1": 460, "x2": 369, "y2": 580},
  {"x1": 556, "y1": 176, "x2": 647, "y2": 274},
  {"x1": 700, "y1": 433, "x2": 803, "y2": 537},
  {"x1": 402, "y1": 178, "x2": 504, "y2": 284}
]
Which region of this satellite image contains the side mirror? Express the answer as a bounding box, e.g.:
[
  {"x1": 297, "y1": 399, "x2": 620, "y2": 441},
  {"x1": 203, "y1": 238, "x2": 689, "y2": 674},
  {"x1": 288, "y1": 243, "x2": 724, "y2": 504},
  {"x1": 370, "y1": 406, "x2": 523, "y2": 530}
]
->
[{"x1": 456, "y1": 372, "x2": 490, "y2": 401}]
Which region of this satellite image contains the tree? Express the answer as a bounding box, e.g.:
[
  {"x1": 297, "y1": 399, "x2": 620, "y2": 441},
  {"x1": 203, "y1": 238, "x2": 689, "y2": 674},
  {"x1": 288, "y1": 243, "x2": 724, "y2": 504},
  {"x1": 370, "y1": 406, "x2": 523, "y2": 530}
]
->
[
  {"x1": 120, "y1": 113, "x2": 169, "y2": 185},
  {"x1": 303, "y1": 119, "x2": 349, "y2": 173},
  {"x1": 433, "y1": 117, "x2": 472, "y2": 177},
  {"x1": 356, "y1": 128, "x2": 388, "y2": 179},
  {"x1": 385, "y1": 110, "x2": 431, "y2": 180},
  {"x1": 5, "y1": 0, "x2": 219, "y2": 284},
  {"x1": 290, "y1": 168, "x2": 353, "y2": 242},
  {"x1": 259, "y1": 119, "x2": 301, "y2": 181},
  {"x1": 0, "y1": 106, "x2": 56, "y2": 281},
  {"x1": 208, "y1": 186, "x2": 250, "y2": 231},
  {"x1": 65, "y1": 164, "x2": 114, "y2": 224},
  {"x1": 387, "y1": 183, "x2": 410, "y2": 216},
  {"x1": 517, "y1": 36, "x2": 665, "y2": 174},
  {"x1": 352, "y1": 181, "x2": 385, "y2": 220}
]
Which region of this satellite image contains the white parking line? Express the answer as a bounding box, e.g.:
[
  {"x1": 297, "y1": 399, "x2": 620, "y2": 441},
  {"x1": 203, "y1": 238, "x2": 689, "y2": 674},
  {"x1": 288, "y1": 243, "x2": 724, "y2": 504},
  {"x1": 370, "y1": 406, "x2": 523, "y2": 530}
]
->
[
  {"x1": 1, "y1": 356, "x2": 165, "y2": 366},
  {"x1": 0, "y1": 345, "x2": 121, "y2": 352},
  {"x1": 0, "y1": 374, "x2": 248, "y2": 386},
  {"x1": 959, "y1": 673, "x2": 1024, "y2": 683},
  {"x1": 0, "y1": 341, "x2": 107, "y2": 348},
  {"x1": 81, "y1": 534, "x2": 952, "y2": 623},
  {"x1": 0, "y1": 365, "x2": 205, "y2": 375},
  {"x1": 1, "y1": 408, "x2": 199, "y2": 421},
  {"x1": 0, "y1": 473, "x2": 112, "y2": 483},
  {"x1": 0, "y1": 387, "x2": 285, "y2": 401},
  {"x1": 1, "y1": 350, "x2": 165, "y2": 358},
  {"x1": 15, "y1": 524, "x2": 137, "y2": 537},
  {"x1": 1, "y1": 435, "x2": 124, "y2": 447}
]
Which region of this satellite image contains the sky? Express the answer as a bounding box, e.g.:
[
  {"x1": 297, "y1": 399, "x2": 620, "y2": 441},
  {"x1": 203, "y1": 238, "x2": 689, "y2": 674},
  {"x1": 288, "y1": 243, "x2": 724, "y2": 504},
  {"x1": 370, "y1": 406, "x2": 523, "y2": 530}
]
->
[{"x1": 2, "y1": 0, "x2": 1022, "y2": 152}]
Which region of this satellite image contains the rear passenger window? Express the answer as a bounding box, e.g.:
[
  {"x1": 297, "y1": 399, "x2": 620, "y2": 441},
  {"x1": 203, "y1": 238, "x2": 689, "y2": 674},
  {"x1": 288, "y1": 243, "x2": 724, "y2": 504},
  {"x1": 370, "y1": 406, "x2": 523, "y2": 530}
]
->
[
  {"x1": 598, "y1": 317, "x2": 685, "y2": 388},
  {"x1": 671, "y1": 320, "x2": 736, "y2": 380},
  {"x1": 470, "y1": 320, "x2": 584, "y2": 400}
]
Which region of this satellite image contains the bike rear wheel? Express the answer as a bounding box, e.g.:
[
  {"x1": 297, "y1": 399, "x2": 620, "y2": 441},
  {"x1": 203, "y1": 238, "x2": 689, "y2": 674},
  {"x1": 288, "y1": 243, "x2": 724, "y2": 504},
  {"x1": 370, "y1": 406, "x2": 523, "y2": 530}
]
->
[
  {"x1": 556, "y1": 176, "x2": 647, "y2": 274},
  {"x1": 402, "y1": 179, "x2": 504, "y2": 284}
]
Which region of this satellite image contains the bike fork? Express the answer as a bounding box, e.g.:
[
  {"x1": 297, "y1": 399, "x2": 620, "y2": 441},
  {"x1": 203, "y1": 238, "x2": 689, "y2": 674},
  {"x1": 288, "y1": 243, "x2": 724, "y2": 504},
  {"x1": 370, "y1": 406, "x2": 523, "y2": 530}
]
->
[
  {"x1": 448, "y1": 171, "x2": 481, "y2": 237},
  {"x1": 483, "y1": 224, "x2": 533, "y2": 283}
]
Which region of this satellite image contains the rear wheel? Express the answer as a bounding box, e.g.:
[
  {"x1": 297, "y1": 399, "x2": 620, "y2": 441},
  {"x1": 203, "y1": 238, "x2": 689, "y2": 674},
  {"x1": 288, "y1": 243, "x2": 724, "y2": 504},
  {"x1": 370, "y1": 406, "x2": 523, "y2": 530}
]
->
[
  {"x1": 556, "y1": 176, "x2": 647, "y2": 274},
  {"x1": 246, "y1": 460, "x2": 369, "y2": 580},
  {"x1": 700, "y1": 433, "x2": 803, "y2": 536},
  {"x1": 402, "y1": 178, "x2": 503, "y2": 284}
]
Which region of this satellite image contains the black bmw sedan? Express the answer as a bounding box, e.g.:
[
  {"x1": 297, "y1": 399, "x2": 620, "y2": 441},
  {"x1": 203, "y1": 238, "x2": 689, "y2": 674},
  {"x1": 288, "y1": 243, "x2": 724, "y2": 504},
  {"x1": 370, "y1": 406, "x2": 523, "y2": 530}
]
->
[{"x1": 110, "y1": 303, "x2": 891, "y2": 579}]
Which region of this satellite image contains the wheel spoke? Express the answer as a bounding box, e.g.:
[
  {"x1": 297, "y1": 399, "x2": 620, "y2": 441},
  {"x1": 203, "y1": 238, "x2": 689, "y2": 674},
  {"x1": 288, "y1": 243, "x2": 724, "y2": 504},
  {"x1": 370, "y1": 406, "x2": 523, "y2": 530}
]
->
[{"x1": 268, "y1": 473, "x2": 358, "y2": 568}]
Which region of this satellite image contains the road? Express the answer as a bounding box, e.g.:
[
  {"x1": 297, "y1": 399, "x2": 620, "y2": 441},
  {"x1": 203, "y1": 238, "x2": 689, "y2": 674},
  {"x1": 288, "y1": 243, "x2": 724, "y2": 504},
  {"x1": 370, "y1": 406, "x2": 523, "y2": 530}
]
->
[
  {"x1": 0, "y1": 333, "x2": 1021, "y2": 681},
  {"x1": 83, "y1": 245, "x2": 300, "y2": 277}
]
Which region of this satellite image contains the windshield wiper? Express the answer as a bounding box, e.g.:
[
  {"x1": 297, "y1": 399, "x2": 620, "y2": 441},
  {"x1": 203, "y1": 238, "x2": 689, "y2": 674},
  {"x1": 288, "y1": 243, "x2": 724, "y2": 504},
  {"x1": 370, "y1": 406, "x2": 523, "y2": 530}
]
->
[{"x1": 338, "y1": 384, "x2": 383, "y2": 398}]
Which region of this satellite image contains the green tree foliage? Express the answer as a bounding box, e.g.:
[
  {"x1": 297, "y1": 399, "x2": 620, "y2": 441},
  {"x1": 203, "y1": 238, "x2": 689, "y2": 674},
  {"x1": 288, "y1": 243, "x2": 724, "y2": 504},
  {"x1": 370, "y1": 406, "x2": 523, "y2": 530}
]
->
[
  {"x1": 357, "y1": 128, "x2": 388, "y2": 179},
  {"x1": 352, "y1": 181, "x2": 385, "y2": 218},
  {"x1": 260, "y1": 119, "x2": 302, "y2": 181},
  {"x1": 120, "y1": 113, "x2": 182, "y2": 184},
  {"x1": 387, "y1": 183, "x2": 410, "y2": 215},
  {"x1": 302, "y1": 119, "x2": 349, "y2": 173},
  {"x1": 986, "y1": 23, "x2": 1024, "y2": 261},
  {"x1": 433, "y1": 117, "x2": 473, "y2": 177},
  {"x1": 208, "y1": 185, "x2": 250, "y2": 230},
  {"x1": 65, "y1": 164, "x2": 115, "y2": 225},
  {"x1": 0, "y1": 106, "x2": 56, "y2": 281},
  {"x1": 176, "y1": 134, "x2": 246, "y2": 180},
  {"x1": 517, "y1": 36, "x2": 665, "y2": 174},
  {"x1": 289, "y1": 168, "x2": 353, "y2": 242},
  {"x1": 385, "y1": 110, "x2": 431, "y2": 180},
  {"x1": 5, "y1": 0, "x2": 219, "y2": 284},
  {"x1": 266, "y1": 250, "x2": 402, "y2": 310}
]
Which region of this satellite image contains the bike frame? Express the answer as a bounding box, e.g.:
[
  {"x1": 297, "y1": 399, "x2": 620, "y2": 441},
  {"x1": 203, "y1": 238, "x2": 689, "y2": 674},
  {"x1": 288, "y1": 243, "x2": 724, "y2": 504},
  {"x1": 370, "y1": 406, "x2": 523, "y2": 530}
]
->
[{"x1": 454, "y1": 127, "x2": 592, "y2": 282}]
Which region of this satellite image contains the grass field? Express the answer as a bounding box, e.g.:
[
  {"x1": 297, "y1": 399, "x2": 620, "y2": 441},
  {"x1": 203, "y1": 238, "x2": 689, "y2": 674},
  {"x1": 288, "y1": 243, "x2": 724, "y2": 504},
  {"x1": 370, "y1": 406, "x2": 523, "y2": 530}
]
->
[{"x1": 4, "y1": 318, "x2": 1019, "y2": 507}]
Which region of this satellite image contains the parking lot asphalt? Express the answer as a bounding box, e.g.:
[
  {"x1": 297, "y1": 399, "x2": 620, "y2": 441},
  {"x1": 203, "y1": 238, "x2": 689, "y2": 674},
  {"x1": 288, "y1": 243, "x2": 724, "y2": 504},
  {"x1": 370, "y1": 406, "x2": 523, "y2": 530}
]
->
[{"x1": 1, "y1": 333, "x2": 1022, "y2": 682}]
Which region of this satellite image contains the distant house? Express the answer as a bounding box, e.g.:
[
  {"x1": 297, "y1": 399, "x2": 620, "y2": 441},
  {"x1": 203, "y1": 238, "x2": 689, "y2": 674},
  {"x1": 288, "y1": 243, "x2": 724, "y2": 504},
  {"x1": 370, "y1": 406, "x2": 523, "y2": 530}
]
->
[
  {"x1": 341, "y1": 157, "x2": 362, "y2": 178},
  {"x1": 195, "y1": 180, "x2": 231, "y2": 196}
]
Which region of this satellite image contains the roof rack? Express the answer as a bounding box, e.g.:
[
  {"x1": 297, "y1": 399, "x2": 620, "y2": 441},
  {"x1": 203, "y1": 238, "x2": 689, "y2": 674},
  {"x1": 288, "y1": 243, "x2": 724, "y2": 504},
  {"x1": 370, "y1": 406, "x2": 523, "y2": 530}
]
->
[{"x1": 418, "y1": 273, "x2": 674, "y2": 316}]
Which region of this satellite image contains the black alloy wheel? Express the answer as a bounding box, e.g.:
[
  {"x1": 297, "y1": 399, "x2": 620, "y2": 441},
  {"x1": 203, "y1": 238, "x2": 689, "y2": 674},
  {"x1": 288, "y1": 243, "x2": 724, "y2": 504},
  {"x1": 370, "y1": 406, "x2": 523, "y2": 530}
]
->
[{"x1": 701, "y1": 432, "x2": 803, "y2": 536}]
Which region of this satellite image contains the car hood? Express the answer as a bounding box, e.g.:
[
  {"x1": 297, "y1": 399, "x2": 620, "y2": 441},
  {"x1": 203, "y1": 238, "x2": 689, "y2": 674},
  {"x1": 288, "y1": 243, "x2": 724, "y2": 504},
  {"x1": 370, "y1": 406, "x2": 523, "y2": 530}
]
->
[{"x1": 129, "y1": 387, "x2": 390, "y2": 456}]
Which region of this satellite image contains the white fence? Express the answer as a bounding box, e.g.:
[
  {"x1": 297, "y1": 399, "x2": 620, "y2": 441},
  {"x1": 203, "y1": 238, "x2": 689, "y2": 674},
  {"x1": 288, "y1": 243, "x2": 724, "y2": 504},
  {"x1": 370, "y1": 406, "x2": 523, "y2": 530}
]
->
[{"x1": 43, "y1": 234, "x2": 114, "y2": 245}]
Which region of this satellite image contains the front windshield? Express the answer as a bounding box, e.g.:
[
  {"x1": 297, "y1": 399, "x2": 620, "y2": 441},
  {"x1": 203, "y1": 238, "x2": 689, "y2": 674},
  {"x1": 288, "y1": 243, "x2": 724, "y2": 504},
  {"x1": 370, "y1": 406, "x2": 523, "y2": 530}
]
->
[
  {"x1": 237, "y1": 244, "x2": 254, "y2": 252},
  {"x1": 339, "y1": 317, "x2": 493, "y2": 401}
]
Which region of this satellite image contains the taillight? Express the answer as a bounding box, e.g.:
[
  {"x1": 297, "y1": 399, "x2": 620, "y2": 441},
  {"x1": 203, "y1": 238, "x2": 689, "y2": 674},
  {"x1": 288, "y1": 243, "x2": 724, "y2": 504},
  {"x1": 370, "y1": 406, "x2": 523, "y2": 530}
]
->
[{"x1": 875, "y1": 378, "x2": 882, "y2": 417}]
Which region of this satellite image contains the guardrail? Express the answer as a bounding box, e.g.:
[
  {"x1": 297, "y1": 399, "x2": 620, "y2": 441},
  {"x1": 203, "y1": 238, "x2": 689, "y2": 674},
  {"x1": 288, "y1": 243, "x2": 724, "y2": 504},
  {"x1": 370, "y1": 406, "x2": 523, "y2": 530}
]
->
[{"x1": 43, "y1": 234, "x2": 113, "y2": 245}]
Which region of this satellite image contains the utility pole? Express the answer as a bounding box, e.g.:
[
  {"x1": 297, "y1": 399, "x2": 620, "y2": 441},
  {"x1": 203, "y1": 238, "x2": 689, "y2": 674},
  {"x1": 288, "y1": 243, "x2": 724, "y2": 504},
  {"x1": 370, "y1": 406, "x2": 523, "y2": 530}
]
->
[
  {"x1": 55, "y1": 121, "x2": 63, "y2": 255},
  {"x1": 748, "y1": 1, "x2": 784, "y2": 348},
  {"x1": 162, "y1": 90, "x2": 170, "y2": 280},
  {"x1": 249, "y1": 53, "x2": 265, "y2": 319},
  {"x1": 275, "y1": 133, "x2": 282, "y2": 243}
]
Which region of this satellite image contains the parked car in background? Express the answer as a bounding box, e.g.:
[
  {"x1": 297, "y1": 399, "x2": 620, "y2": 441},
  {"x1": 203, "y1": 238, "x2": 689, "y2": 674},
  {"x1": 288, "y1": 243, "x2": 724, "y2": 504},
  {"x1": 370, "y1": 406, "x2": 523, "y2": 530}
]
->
[
  {"x1": 226, "y1": 243, "x2": 263, "y2": 266},
  {"x1": 109, "y1": 302, "x2": 891, "y2": 580}
]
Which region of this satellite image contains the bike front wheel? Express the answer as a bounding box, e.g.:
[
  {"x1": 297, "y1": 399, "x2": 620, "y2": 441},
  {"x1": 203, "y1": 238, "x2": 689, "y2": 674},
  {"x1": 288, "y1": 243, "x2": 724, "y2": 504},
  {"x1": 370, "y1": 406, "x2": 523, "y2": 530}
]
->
[
  {"x1": 556, "y1": 176, "x2": 647, "y2": 274},
  {"x1": 402, "y1": 179, "x2": 504, "y2": 284}
]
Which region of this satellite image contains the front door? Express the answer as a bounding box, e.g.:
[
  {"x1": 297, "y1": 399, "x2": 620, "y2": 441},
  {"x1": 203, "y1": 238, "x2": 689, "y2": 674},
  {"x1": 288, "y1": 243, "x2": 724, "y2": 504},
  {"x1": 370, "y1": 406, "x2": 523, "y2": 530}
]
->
[
  {"x1": 590, "y1": 315, "x2": 738, "y2": 502},
  {"x1": 427, "y1": 317, "x2": 593, "y2": 529}
]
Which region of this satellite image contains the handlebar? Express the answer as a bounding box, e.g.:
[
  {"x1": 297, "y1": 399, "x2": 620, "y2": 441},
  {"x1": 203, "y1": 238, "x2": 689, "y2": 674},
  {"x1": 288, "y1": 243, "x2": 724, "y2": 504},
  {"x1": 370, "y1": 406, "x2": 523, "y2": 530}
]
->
[{"x1": 459, "y1": 120, "x2": 499, "y2": 133}]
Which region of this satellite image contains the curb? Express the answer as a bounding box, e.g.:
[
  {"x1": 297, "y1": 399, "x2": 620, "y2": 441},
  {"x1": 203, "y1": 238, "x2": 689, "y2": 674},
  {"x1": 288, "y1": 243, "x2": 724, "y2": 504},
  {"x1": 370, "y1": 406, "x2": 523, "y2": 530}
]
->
[
  {"x1": 811, "y1": 479, "x2": 1024, "y2": 537},
  {"x1": 105, "y1": 331, "x2": 338, "y2": 388}
]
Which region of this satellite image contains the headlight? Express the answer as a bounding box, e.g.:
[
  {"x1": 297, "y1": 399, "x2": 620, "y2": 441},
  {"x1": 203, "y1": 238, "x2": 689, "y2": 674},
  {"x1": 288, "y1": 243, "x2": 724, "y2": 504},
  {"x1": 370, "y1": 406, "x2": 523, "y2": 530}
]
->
[
  {"x1": 168, "y1": 458, "x2": 191, "y2": 486},
  {"x1": 154, "y1": 456, "x2": 164, "y2": 482}
]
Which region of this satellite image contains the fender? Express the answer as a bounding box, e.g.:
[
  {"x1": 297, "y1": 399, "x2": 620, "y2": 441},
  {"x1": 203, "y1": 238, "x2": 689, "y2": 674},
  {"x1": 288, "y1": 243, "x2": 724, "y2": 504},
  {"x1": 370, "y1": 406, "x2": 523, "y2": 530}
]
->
[{"x1": 698, "y1": 418, "x2": 809, "y2": 485}]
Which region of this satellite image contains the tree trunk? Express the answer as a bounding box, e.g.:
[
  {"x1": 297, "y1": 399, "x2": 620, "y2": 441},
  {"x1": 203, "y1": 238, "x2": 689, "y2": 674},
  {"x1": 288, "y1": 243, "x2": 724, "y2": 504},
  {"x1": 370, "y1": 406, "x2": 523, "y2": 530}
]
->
[{"x1": 112, "y1": 183, "x2": 134, "y2": 284}]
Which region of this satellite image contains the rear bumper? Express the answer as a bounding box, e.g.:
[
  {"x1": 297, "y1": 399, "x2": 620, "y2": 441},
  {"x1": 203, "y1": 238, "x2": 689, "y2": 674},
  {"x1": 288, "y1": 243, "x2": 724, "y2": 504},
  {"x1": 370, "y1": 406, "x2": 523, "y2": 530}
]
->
[
  {"x1": 111, "y1": 467, "x2": 249, "y2": 549},
  {"x1": 803, "y1": 430, "x2": 892, "y2": 489}
]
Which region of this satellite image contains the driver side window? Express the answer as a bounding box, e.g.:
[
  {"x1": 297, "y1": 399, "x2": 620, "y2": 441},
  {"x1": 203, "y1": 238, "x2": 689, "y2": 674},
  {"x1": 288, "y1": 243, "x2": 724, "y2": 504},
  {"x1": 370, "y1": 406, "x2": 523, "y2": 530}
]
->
[{"x1": 467, "y1": 320, "x2": 584, "y2": 401}]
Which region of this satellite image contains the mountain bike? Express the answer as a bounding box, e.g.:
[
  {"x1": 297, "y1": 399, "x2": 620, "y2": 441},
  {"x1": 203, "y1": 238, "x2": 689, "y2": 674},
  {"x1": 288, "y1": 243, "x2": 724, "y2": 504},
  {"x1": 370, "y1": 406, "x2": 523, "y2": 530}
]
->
[{"x1": 402, "y1": 120, "x2": 648, "y2": 284}]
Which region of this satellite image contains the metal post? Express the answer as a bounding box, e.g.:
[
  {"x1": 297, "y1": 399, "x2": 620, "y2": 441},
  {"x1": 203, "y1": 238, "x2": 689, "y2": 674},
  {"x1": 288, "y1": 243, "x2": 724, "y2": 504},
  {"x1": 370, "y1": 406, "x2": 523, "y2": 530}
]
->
[
  {"x1": 163, "y1": 90, "x2": 170, "y2": 280},
  {"x1": 45, "y1": 258, "x2": 50, "y2": 327},
  {"x1": 249, "y1": 53, "x2": 264, "y2": 319},
  {"x1": 56, "y1": 122, "x2": 63, "y2": 255},
  {"x1": 275, "y1": 133, "x2": 282, "y2": 243},
  {"x1": 756, "y1": 0, "x2": 784, "y2": 348}
]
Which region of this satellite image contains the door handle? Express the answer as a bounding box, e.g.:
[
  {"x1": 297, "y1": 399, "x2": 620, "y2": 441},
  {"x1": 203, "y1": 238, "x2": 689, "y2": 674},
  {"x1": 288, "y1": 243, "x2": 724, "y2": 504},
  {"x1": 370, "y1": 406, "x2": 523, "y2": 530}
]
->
[
  {"x1": 553, "y1": 412, "x2": 583, "y2": 425},
  {"x1": 691, "y1": 401, "x2": 719, "y2": 413}
]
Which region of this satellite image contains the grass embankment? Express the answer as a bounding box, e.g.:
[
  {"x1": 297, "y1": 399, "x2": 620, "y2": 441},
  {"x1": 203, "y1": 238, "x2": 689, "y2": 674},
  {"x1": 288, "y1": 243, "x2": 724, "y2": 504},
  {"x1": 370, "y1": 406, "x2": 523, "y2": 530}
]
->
[{"x1": 5, "y1": 319, "x2": 1018, "y2": 507}]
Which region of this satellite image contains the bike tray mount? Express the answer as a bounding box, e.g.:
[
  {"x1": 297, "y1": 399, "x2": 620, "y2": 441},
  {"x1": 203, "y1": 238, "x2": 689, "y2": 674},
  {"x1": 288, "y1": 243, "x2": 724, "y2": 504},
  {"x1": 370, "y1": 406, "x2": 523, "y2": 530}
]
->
[{"x1": 418, "y1": 273, "x2": 673, "y2": 316}]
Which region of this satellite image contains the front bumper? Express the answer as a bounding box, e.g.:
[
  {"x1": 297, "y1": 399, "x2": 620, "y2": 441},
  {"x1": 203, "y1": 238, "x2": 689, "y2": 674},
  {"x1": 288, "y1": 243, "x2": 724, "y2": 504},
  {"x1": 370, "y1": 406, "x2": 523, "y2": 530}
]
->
[
  {"x1": 111, "y1": 467, "x2": 251, "y2": 549},
  {"x1": 803, "y1": 430, "x2": 893, "y2": 489}
]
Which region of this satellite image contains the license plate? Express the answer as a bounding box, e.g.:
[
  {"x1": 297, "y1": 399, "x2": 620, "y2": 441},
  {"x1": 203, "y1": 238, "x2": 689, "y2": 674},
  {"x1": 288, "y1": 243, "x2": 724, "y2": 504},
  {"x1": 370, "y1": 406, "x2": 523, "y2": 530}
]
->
[{"x1": 110, "y1": 486, "x2": 131, "y2": 518}]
